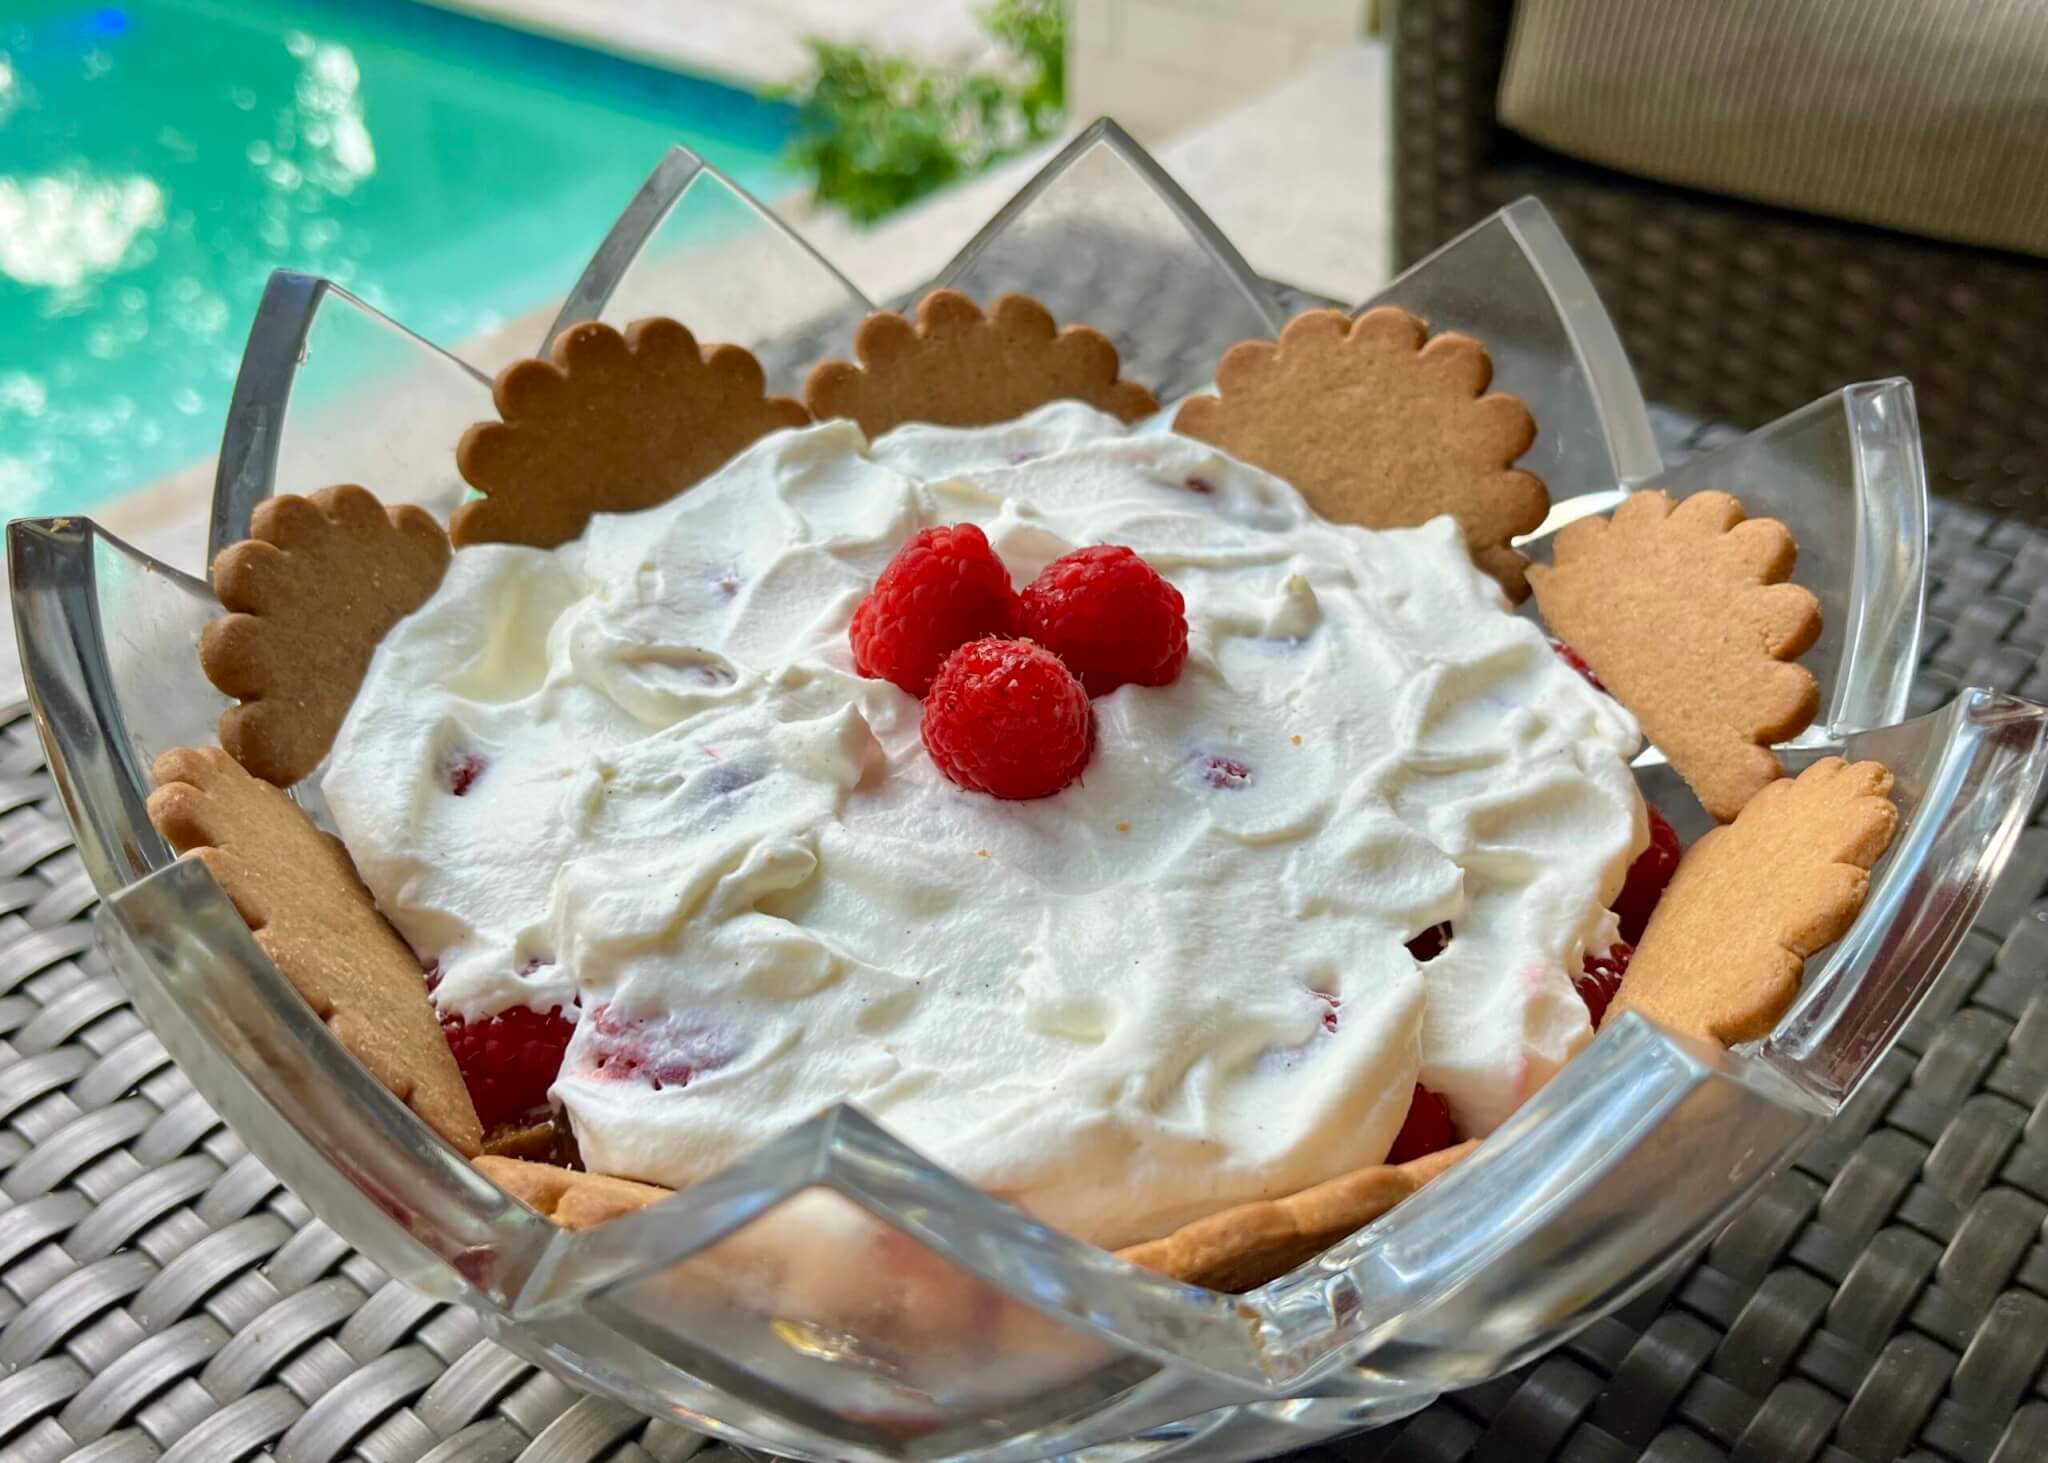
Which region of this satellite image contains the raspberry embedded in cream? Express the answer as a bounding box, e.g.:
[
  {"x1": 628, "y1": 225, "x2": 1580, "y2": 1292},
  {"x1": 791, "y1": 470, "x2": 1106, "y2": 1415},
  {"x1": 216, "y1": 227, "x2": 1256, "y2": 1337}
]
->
[{"x1": 323, "y1": 402, "x2": 1645, "y2": 1249}]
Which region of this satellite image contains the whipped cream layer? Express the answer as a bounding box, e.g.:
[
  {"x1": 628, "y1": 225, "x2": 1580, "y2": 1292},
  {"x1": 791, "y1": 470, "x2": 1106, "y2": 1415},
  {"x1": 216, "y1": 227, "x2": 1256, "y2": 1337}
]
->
[{"x1": 325, "y1": 403, "x2": 1645, "y2": 1249}]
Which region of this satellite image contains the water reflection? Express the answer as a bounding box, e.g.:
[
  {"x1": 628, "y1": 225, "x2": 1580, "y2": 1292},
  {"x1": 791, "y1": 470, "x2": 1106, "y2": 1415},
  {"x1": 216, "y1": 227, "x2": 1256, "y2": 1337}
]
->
[
  {"x1": 1, "y1": 24, "x2": 377, "y2": 508},
  {"x1": 0, "y1": 173, "x2": 165, "y2": 289},
  {"x1": 0, "y1": 52, "x2": 22, "y2": 125},
  {"x1": 289, "y1": 34, "x2": 376, "y2": 183}
]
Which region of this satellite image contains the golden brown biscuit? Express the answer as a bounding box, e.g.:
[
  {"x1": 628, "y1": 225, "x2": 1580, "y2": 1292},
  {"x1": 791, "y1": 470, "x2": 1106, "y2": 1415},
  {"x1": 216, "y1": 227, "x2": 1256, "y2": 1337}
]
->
[
  {"x1": 148, "y1": 746, "x2": 481, "y2": 1155},
  {"x1": 452, "y1": 318, "x2": 810, "y2": 550},
  {"x1": 1174, "y1": 307, "x2": 1547, "y2": 601},
  {"x1": 201, "y1": 484, "x2": 451, "y2": 787},
  {"x1": 1528, "y1": 488, "x2": 1823, "y2": 821},
  {"x1": 1609, "y1": 756, "x2": 1898, "y2": 1044},
  {"x1": 803, "y1": 289, "x2": 1157, "y2": 437},
  {"x1": 475, "y1": 1154, "x2": 671, "y2": 1229},
  {"x1": 1116, "y1": 1142, "x2": 1473, "y2": 1292},
  {"x1": 474, "y1": 1142, "x2": 1468, "y2": 1293},
  {"x1": 481, "y1": 1115, "x2": 581, "y2": 1167}
]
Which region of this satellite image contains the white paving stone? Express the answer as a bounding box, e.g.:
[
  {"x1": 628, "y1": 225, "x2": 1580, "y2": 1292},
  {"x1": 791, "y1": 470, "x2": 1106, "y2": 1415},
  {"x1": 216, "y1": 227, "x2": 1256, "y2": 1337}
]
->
[{"x1": 418, "y1": 0, "x2": 998, "y2": 87}]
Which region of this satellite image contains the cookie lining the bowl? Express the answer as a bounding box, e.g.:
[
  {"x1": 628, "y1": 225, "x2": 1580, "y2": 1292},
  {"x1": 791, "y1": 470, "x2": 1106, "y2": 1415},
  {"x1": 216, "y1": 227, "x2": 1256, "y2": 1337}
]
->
[
  {"x1": 802, "y1": 289, "x2": 1158, "y2": 436},
  {"x1": 473, "y1": 1141, "x2": 1476, "y2": 1294},
  {"x1": 1610, "y1": 756, "x2": 1898, "y2": 1044},
  {"x1": 1529, "y1": 487, "x2": 1824, "y2": 821},
  {"x1": 451, "y1": 316, "x2": 811, "y2": 551},
  {"x1": 146, "y1": 744, "x2": 482, "y2": 1155},
  {"x1": 201, "y1": 484, "x2": 451, "y2": 788},
  {"x1": 1175, "y1": 306, "x2": 1547, "y2": 602}
]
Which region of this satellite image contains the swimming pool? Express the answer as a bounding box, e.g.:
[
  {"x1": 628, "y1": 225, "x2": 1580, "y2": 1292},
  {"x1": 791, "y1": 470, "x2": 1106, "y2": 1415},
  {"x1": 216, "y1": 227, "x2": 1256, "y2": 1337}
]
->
[{"x1": 1, "y1": 0, "x2": 800, "y2": 520}]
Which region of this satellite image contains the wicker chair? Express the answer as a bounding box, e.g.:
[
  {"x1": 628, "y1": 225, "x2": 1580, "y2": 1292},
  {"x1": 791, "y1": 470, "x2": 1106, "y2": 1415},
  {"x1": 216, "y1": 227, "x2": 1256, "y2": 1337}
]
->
[{"x1": 1391, "y1": 0, "x2": 2048, "y2": 526}]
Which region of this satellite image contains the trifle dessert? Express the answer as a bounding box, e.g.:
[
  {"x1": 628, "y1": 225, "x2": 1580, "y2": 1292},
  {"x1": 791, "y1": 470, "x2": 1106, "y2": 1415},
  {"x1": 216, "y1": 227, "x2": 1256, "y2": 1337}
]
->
[{"x1": 148, "y1": 290, "x2": 1899, "y2": 1293}]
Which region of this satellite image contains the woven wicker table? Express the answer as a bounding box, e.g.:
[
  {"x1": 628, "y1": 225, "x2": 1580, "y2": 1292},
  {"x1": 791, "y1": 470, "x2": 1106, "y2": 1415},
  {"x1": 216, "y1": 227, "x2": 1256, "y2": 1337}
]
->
[{"x1": 4, "y1": 440, "x2": 2047, "y2": 1462}]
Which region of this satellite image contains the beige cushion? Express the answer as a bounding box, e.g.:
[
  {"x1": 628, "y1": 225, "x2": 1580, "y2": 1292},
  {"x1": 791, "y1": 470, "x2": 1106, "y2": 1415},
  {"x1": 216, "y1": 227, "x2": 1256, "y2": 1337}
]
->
[{"x1": 1498, "y1": 0, "x2": 2048, "y2": 258}]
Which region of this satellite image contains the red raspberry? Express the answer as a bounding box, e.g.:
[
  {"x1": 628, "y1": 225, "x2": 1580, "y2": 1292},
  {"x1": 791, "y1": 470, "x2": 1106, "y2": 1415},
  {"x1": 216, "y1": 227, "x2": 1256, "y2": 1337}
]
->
[
  {"x1": 1387, "y1": 1084, "x2": 1458, "y2": 1163},
  {"x1": 922, "y1": 638, "x2": 1092, "y2": 799},
  {"x1": 1018, "y1": 544, "x2": 1188, "y2": 696},
  {"x1": 441, "y1": 1002, "x2": 575, "y2": 1130},
  {"x1": 1549, "y1": 637, "x2": 1607, "y2": 693},
  {"x1": 1575, "y1": 942, "x2": 1633, "y2": 1028},
  {"x1": 1612, "y1": 805, "x2": 1682, "y2": 944},
  {"x1": 850, "y1": 523, "x2": 1018, "y2": 696},
  {"x1": 1201, "y1": 755, "x2": 1253, "y2": 789},
  {"x1": 443, "y1": 750, "x2": 488, "y2": 796}
]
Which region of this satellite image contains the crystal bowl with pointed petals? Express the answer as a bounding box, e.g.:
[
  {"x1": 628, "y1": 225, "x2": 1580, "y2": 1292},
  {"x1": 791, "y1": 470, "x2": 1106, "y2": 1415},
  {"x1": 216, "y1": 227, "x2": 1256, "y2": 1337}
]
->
[{"x1": 11, "y1": 122, "x2": 2048, "y2": 1462}]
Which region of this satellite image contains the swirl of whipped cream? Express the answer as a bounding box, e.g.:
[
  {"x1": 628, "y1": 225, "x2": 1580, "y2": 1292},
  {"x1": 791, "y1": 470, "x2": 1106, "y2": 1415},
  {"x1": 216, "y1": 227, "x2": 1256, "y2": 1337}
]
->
[{"x1": 325, "y1": 403, "x2": 1644, "y2": 1249}]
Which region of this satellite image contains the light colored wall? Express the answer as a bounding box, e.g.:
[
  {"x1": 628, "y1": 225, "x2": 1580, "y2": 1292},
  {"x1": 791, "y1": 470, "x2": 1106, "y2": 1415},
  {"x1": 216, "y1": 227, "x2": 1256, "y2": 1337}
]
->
[{"x1": 1069, "y1": 0, "x2": 1367, "y2": 146}]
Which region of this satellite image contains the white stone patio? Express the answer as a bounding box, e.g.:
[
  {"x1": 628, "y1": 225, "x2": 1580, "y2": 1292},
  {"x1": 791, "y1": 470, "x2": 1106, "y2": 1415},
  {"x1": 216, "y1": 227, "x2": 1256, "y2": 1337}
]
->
[{"x1": 417, "y1": 0, "x2": 1001, "y2": 88}]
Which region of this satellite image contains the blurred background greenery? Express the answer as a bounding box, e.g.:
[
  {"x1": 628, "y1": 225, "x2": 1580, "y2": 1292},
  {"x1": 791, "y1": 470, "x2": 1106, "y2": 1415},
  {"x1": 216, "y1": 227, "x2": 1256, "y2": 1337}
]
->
[{"x1": 780, "y1": 0, "x2": 1066, "y2": 224}]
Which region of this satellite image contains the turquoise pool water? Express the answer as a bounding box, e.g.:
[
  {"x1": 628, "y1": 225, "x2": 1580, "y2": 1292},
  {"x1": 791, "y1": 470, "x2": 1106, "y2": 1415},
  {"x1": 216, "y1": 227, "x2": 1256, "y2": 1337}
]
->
[{"x1": 1, "y1": 0, "x2": 799, "y2": 519}]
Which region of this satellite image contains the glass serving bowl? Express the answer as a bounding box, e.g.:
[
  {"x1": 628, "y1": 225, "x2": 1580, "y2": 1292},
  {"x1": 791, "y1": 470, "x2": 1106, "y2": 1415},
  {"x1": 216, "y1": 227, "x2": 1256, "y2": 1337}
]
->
[{"x1": 11, "y1": 122, "x2": 2048, "y2": 1463}]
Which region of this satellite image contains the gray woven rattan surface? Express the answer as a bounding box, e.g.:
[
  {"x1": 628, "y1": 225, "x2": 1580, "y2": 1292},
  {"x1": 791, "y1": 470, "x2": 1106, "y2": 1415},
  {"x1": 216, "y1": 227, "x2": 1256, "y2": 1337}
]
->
[{"x1": 4, "y1": 443, "x2": 2047, "y2": 1461}]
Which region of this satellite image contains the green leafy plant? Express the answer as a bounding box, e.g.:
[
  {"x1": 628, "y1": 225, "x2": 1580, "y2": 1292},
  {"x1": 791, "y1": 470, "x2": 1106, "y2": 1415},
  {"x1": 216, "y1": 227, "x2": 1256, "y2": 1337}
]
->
[
  {"x1": 982, "y1": 0, "x2": 1065, "y2": 135},
  {"x1": 781, "y1": 1, "x2": 1067, "y2": 225}
]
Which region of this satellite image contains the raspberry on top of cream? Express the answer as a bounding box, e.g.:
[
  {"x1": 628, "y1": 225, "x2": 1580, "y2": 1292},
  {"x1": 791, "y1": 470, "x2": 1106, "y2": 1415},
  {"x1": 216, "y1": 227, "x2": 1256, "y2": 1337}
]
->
[{"x1": 323, "y1": 402, "x2": 1645, "y2": 1250}]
